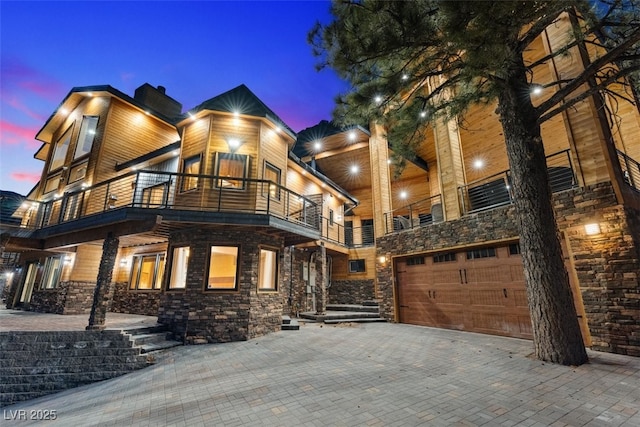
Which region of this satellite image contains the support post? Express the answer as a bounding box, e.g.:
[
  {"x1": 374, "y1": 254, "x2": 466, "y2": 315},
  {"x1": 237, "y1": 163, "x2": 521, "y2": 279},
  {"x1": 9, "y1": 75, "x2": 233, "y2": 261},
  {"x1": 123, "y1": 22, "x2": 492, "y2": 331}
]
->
[
  {"x1": 315, "y1": 243, "x2": 327, "y2": 315},
  {"x1": 87, "y1": 232, "x2": 119, "y2": 330}
]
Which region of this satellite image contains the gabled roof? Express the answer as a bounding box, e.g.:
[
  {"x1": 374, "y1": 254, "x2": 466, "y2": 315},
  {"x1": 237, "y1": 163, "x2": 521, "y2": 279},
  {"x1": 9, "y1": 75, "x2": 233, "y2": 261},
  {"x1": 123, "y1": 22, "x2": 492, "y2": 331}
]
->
[
  {"x1": 187, "y1": 84, "x2": 296, "y2": 139},
  {"x1": 35, "y1": 85, "x2": 180, "y2": 144}
]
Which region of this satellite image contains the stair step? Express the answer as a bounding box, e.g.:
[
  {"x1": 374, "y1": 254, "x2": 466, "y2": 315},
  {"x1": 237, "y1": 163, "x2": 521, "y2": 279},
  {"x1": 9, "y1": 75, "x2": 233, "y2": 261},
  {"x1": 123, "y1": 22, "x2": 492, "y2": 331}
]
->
[
  {"x1": 139, "y1": 340, "x2": 182, "y2": 354},
  {"x1": 326, "y1": 304, "x2": 380, "y2": 313},
  {"x1": 128, "y1": 332, "x2": 170, "y2": 346},
  {"x1": 281, "y1": 318, "x2": 299, "y2": 331},
  {"x1": 281, "y1": 315, "x2": 292, "y2": 325},
  {"x1": 0, "y1": 370, "x2": 143, "y2": 390},
  {"x1": 324, "y1": 318, "x2": 387, "y2": 324}
]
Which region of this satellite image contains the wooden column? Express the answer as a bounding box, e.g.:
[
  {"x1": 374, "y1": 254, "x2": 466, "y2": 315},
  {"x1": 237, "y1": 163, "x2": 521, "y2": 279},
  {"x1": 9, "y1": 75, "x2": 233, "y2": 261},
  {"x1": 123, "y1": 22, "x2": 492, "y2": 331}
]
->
[
  {"x1": 433, "y1": 116, "x2": 466, "y2": 220},
  {"x1": 87, "y1": 233, "x2": 119, "y2": 330},
  {"x1": 368, "y1": 122, "x2": 393, "y2": 237}
]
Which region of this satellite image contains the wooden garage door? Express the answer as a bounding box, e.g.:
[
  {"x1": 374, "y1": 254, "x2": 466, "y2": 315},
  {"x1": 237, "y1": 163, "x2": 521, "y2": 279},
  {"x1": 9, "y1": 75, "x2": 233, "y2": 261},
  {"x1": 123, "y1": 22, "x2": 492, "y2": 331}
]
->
[{"x1": 396, "y1": 244, "x2": 533, "y2": 339}]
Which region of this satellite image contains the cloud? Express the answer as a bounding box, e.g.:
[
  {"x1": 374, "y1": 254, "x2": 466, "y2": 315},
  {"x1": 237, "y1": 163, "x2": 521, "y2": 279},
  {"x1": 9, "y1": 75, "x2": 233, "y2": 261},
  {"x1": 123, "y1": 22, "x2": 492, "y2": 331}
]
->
[
  {"x1": 10, "y1": 171, "x2": 41, "y2": 184},
  {"x1": 5, "y1": 97, "x2": 46, "y2": 122},
  {"x1": 0, "y1": 56, "x2": 66, "y2": 102},
  {"x1": 0, "y1": 120, "x2": 41, "y2": 149}
]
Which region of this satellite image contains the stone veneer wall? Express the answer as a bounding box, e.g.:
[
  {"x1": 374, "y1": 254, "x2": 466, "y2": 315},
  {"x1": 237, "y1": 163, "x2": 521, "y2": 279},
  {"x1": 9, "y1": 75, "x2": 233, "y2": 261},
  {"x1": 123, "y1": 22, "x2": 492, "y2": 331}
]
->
[
  {"x1": 282, "y1": 247, "x2": 317, "y2": 316},
  {"x1": 110, "y1": 282, "x2": 161, "y2": 316},
  {"x1": 329, "y1": 279, "x2": 375, "y2": 305},
  {"x1": 158, "y1": 228, "x2": 285, "y2": 343},
  {"x1": 28, "y1": 282, "x2": 95, "y2": 315},
  {"x1": 376, "y1": 182, "x2": 640, "y2": 356},
  {"x1": 553, "y1": 184, "x2": 640, "y2": 356}
]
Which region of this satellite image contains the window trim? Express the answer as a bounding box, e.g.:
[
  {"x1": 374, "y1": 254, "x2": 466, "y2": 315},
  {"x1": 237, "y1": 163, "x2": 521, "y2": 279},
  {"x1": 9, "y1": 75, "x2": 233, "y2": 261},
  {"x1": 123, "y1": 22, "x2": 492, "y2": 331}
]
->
[
  {"x1": 166, "y1": 245, "x2": 190, "y2": 290},
  {"x1": 40, "y1": 255, "x2": 63, "y2": 289},
  {"x1": 73, "y1": 115, "x2": 99, "y2": 160},
  {"x1": 180, "y1": 154, "x2": 202, "y2": 193},
  {"x1": 129, "y1": 252, "x2": 165, "y2": 291},
  {"x1": 258, "y1": 246, "x2": 279, "y2": 292},
  {"x1": 262, "y1": 161, "x2": 281, "y2": 201},
  {"x1": 206, "y1": 244, "x2": 240, "y2": 291},
  {"x1": 348, "y1": 259, "x2": 366, "y2": 273},
  {"x1": 49, "y1": 125, "x2": 72, "y2": 172},
  {"x1": 214, "y1": 152, "x2": 249, "y2": 190}
]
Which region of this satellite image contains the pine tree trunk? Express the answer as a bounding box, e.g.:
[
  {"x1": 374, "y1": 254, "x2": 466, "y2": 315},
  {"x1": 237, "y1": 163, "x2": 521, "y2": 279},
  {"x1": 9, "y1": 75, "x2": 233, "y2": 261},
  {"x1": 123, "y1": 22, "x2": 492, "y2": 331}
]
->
[{"x1": 497, "y1": 59, "x2": 588, "y2": 366}]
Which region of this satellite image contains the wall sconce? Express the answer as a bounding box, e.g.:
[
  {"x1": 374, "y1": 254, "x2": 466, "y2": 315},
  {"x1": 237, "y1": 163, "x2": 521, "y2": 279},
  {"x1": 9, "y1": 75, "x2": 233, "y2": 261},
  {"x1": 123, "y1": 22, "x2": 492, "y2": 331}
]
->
[
  {"x1": 227, "y1": 137, "x2": 243, "y2": 153},
  {"x1": 119, "y1": 258, "x2": 128, "y2": 268},
  {"x1": 378, "y1": 255, "x2": 389, "y2": 264},
  {"x1": 584, "y1": 223, "x2": 601, "y2": 236}
]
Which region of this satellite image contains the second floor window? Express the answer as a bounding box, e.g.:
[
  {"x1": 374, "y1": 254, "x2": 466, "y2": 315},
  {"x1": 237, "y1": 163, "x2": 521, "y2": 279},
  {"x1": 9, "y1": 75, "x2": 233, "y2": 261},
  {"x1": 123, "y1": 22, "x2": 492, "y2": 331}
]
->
[
  {"x1": 262, "y1": 162, "x2": 281, "y2": 200},
  {"x1": 50, "y1": 126, "x2": 71, "y2": 172},
  {"x1": 74, "y1": 116, "x2": 99, "y2": 159},
  {"x1": 181, "y1": 155, "x2": 201, "y2": 192},
  {"x1": 215, "y1": 153, "x2": 248, "y2": 190}
]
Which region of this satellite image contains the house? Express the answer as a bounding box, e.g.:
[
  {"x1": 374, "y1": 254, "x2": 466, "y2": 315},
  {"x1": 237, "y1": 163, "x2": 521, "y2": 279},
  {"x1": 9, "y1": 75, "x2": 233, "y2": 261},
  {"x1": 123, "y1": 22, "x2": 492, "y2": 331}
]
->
[{"x1": 1, "y1": 13, "x2": 639, "y2": 355}]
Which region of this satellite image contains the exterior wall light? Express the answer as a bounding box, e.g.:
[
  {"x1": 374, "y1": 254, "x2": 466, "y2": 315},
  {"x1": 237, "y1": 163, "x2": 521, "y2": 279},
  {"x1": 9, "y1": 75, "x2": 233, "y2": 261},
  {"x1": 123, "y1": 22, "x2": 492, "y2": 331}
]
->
[{"x1": 584, "y1": 223, "x2": 601, "y2": 236}]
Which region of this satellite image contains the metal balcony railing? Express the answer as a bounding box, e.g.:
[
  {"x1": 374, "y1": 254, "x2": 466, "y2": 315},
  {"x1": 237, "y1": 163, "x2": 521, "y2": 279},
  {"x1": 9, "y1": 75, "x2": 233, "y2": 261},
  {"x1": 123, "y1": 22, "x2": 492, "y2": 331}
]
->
[
  {"x1": 383, "y1": 194, "x2": 443, "y2": 235},
  {"x1": 617, "y1": 149, "x2": 640, "y2": 192},
  {"x1": 318, "y1": 217, "x2": 375, "y2": 248},
  {"x1": 22, "y1": 170, "x2": 322, "y2": 232},
  {"x1": 458, "y1": 149, "x2": 577, "y2": 215}
]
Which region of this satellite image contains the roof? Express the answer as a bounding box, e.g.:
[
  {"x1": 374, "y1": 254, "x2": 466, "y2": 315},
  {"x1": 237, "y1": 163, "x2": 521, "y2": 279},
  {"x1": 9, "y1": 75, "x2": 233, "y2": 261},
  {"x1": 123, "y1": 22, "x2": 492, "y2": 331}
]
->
[
  {"x1": 35, "y1": 85, "x2": 181, "y2": 143},
  {"x1": 293, "y1": 120, "x2": 370, "y2": 158},
  {"x1": 187, "y1": 84, "x2": 296, "y2": 139}
]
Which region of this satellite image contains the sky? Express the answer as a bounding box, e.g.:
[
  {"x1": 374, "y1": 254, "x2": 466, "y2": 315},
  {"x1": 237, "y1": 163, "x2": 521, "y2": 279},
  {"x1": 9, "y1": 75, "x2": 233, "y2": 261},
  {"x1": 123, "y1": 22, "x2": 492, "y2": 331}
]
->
[{"x1": 0, "y1": 0, "x2": 348, "y2": 196}]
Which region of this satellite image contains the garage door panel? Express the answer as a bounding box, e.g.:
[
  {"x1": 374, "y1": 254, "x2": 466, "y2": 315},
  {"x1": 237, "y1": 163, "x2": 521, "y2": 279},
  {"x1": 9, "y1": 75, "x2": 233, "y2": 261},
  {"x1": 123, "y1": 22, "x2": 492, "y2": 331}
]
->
[{"x1": 396, "y1": 243, "x2": 533, "y2": 340}]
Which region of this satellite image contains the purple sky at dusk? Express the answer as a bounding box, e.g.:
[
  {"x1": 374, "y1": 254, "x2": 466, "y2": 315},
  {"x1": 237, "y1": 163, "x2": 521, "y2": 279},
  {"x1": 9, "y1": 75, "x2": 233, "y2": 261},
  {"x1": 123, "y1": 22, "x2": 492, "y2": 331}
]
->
[{"x1": 0, "y1": 0, "x2": 348, "y2": 196}]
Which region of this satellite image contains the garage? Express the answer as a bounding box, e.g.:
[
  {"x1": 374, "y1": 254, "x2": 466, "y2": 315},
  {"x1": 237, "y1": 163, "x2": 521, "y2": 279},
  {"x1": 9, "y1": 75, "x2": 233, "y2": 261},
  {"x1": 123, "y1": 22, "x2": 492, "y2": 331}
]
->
[{"x1": 395, "y1": 243, "x2": 533, "y2": 339}]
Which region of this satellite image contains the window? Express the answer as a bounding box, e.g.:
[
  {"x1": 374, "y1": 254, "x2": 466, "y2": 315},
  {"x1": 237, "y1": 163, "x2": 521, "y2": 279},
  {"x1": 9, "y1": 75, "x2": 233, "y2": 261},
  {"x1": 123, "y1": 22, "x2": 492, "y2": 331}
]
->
[
  {"x1": 509, "y1": 243, "x2": 521, "y2": 255},
  {"x1": 433, "y1": 252, "x2": 457, "y2": 263},
  {"x1": 129, "y1": 253, "x2": 165, "y2": 290},
  {"x1": 168, "y1": 246, "x2": 189, "y2": 289},
  {"x1": 406, "y1": 256, "x2": 426, "y2": 265},
  {"x1": 74, "y1": 116, "x2": 99, "y2": 159},
  {"x1": 50, "y1": 126, "x2": 71, "y2": 171},
  {"x1": 215, "y1": 153, "x2": 248, "y2": 190},
  {"x1": 466, "y1": 247, "x2": 497, "y2": 260},
  {"x1": 348, "y1": 259, "x2": 366, "y2": 273},
  {"x1": 41, "y1": 256, "x2": 63, "y2": 289},
  {"x1": 262, "y1": 162, "x2": 281, "y2": 200},
  {"x1": 207, "y1": 245, "x2": 239, "y2": 290},
  {"x1": 181, "y1": 155, "x2": 201, "y2": 192},
  {"x1": 68, "y1": 161, "x2": 88, "y2": 184},
  {"x1": 44, "y1": 175, "x2": 61, "y2": 194},
  {"x1": 258, "y1": 248, "x2": 278, "y2": 291}
]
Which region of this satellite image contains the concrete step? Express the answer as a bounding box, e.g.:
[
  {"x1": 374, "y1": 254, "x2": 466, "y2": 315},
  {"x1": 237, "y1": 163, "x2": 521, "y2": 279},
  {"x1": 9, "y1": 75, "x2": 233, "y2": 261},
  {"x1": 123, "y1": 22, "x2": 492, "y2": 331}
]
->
[
  {"x1": 3, "y1": 354, "x2": 147, "y2": 369},
  {"x1": 1, "y1": 391, "x2": 51, "y2": 406},
  {"x1": 1, "y1": 370, "x2": 140, "y2": 389},
  {"x1": 326, "y1": 304, "x2": 380, "y2": 313},
  {"x1": 126, "y1": 328, "x2": 182, "y2": 354},
  {"x1": 281, "y1": 318, "x2": 299, "y2": 331},
  {"x1": 324, "y1": 318, "x2": 387, "y2": 324}
]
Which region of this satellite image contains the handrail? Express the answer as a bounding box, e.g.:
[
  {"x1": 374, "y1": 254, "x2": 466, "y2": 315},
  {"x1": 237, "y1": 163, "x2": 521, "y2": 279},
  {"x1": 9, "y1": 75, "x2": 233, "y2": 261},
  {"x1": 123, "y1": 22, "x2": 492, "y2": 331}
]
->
[
  {"x1": 383, "y1": 194, "x2": 443, "y2": 235},
  {"x1": 617, "y1": 149, "x2": 640, "y2": 192}
]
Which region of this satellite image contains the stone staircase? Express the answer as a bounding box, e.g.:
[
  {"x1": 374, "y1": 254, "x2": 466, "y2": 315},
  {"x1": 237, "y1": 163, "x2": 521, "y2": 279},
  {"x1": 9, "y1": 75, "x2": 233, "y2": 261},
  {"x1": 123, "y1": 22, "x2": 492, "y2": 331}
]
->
[
  {"x1": 122, "y1": 325, "x2": 182, "y2": 354},
  {"x1": 281, "y1": 315, "x2": 300, "y2": 331},
  {"x1": 300, "y1": 301, "x2": 386, "y2": 324},
  {"x1": 0, "y1": 326, "x2": 180, "y2": 407}
]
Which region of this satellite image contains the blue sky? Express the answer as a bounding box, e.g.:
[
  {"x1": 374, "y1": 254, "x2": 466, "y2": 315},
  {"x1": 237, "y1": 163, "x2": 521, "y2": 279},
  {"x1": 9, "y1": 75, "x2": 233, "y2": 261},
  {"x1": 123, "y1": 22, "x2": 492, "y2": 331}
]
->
[{"x1": 0, "y1": 0, "x2": 347, "y2": 196}]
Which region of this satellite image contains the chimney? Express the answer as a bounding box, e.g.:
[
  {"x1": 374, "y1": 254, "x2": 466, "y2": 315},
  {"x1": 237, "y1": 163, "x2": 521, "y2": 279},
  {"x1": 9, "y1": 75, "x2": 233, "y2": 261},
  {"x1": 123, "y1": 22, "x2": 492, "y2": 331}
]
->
[{"x1": 134, "y1": 83, "x2": 182, "y2": 118}]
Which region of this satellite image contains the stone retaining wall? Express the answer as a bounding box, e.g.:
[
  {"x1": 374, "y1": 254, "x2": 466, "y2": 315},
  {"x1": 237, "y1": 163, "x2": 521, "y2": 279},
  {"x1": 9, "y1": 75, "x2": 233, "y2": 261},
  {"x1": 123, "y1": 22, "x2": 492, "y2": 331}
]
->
[{"x1": 28, "y1": 282, "x2": 95, "y2": 315}]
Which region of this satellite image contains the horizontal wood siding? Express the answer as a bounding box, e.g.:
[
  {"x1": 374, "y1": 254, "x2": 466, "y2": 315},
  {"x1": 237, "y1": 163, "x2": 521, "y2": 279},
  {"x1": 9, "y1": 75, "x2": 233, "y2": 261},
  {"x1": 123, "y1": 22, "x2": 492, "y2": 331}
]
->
[
  {"x1": 69, "y1": 244, "x2": 103, "y2": 282},
  {"x1": 332, "y1": 247, "x2": 377, "y2": 280}
]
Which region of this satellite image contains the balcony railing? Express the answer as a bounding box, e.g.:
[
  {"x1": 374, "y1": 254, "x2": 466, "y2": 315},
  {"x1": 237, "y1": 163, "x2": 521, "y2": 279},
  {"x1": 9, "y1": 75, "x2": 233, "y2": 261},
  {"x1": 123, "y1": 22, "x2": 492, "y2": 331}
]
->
[
  {"x1": 617, "y1": 149, "x2": 640, "y2": 192},
  {"x1": 458, "y1": 149, "x2": 577, "y2": 215},
  {"x1": 318, "y1": 217, "x2": 375, "y2": 248},
  {"x1": 23, "y1": 170, "x2": 322, "y2": 232},
  {"x1": 383, "y1": 194, "x2": 443, "y2": 235}
]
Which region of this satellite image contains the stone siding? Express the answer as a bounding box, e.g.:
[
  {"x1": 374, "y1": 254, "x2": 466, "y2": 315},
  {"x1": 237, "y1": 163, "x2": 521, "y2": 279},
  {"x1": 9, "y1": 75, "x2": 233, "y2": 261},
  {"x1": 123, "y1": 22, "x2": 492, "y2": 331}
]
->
[
  {"x1": 28, "y1": 282, "x2": 95, "y2": 315},
  {"x1": 329, "y1": 279, "x2": 375, "y2": 305},
  {"x1": 110, "y1": 282, "x2": 161, "y2": 316},
  {"x1": 158, "y1": 228, "x2": 284, "y2": 343},
  {"x1": 376, "y1": 182, "x2": 640, "y2": 356}
]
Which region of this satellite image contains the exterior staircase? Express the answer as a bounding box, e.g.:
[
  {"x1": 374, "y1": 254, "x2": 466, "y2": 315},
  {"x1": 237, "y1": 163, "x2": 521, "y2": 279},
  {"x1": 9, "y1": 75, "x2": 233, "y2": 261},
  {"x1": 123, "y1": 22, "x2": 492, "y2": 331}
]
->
[
  {"x1": 0, "y1": 325, "x2": 180, "y2": 407},
  {"x1": 281, "y1": 315, "x2": 300, "y2": 331},
  {"x1": 300, "y1": 301, "x2": 386, "y2": 324}
]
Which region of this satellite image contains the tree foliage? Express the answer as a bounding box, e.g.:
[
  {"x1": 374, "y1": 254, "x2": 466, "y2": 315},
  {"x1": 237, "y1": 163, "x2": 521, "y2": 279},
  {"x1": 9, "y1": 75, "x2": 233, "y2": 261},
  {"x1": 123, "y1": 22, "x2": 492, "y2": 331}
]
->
[
  {"x1": 310, "y1": 0, "x2": 640, "y2": 163},
  {"x1": 310, "y1": 0, "x2": 640, "y2": 366}
]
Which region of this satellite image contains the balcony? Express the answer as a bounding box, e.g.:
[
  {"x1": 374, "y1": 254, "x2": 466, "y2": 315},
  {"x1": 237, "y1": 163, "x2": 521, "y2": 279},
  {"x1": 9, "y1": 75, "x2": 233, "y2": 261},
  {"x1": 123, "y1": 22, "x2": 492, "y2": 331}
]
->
[
  {"x1": 383, "y1": 194, "x2": 443, "y2": 235},
  {"x1": 18, "y1": 171, "x2": 326, "y2": 245},
  {"x1": 617, "y1": 149, "x2": 640, "y2": 193}
]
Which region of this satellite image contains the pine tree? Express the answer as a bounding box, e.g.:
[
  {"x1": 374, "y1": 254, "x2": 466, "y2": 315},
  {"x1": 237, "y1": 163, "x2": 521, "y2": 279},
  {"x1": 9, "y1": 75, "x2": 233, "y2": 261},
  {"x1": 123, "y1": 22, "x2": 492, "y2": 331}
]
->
[{"x1": 310, "y1": 0, "x2": 640, "y2": 365}]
